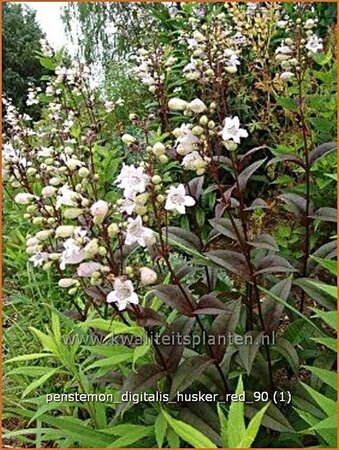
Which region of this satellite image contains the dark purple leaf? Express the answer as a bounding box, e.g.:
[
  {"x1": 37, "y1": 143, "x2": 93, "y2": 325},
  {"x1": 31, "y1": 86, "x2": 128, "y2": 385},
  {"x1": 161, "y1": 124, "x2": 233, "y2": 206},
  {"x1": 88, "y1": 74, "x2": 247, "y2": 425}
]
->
[
  {"x1": 238, "y1": 331, "x2": 264, "y2": 375},
  {"x1": 188, "y1": 176, "x2": 205, "y2": 200},
  {"x1": 262, "y1": 277, "x2": 292, "y2": 334},
  {"x1": 267, "y1": 154, "x2": 305, "y2": 169},
  {"x1": 237, "y1": 159, "x2": 266, "y2": 193},
  {"x1": 209, "y1": 217, "x2": 245, "y2": 243},
  {"x1": 192, "y1": 294, "x2": 230, "y2": 316},
  {"x1": 169, "y1": 355, "x2": 214, "y2": 399},
  {"x1": 166, "y1": 227, "x2": 201, "y2": 250},
  {"x1": 84, "y1": 286, "x2": 106, "y2": 301},
  {"x1": 135, "y1": 306, "x2": 167, "y2": 327},
  {"x1": 156, "y1": 316, "x2": 195, "y2": 372},
  {"x1": 206, "y1": 250, "x2": 250, "y2": 281},
  {"x1": 309, "y1": 142, "x2": 336, "y2": 166},
  {"x1": 254, "y1": 255, "x2": 297, "y2": 275},
  {"x1": 279, "y1": 193, "x2": 314, "y2": 221},
  {"x1": 212, "y1": 155, "x2": 233, "y2": 168},
  {"x1": 208, "y1": 300, "x2": 242, "y2": 362},
  {"x1": 249, "y1": 233, "x2": 279, "y2": 252},
  {"x1": 244, "y1": 198, "x2": 269, "y2": 211},
  {"x1": 117, "y1": 364, "x2": 166, "y2": 415},
  {"x1": 238, "y1": 146, "x2": 268, "y2": 168},
  {"x1": 152, "y1": 284, "x2": 196, "y2": 315},
  {"x1": 310, "y1": 207, "x2": 337, "y2": 223}
]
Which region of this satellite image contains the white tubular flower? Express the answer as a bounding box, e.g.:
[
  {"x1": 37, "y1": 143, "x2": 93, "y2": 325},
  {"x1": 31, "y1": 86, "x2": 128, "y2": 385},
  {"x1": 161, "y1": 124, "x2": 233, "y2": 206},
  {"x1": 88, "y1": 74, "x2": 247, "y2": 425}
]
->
[
  {"x1": 115, "y1": 164, "x2": 149, "y2": 199},
  {"x1": 121, "y1": 134, "x2": 136, "y2": 145},
  {"x1": 280, "y1": 71, "x2": 294, "y2": 81},
  {"x1": 187, "y1": 99, "x2": 207, "y2": 114},
  {"x1": 55, "y1": 225, "x2": 75, "y2": 238},
  {"x1": 60, "y1": 238, "x2": 86, "y2": 270},
  {"x1": 15, "y1": 193, "x2": 35, "y2": 205},
  {"x1": 275, "y1": 45, "x2": 293, "y2": 55},
  {"x1": 107, "y1": 278, "x2": 139, "y2": 311},
  {"x1": 29, "y1": 252, "x2": 49, "y2": 267},
  {"x1": 304, "y1": 18, "x2": 315, "y2": 29},
  {"x1": 305, "y1": 35, "x2": 323, "y2": 53},
  {"x1": 165, "y1": 184, "x2": 195, "y2": 214},
  {"x1": 90, "y1": 200, "x2": 109, "y2": 224},
  {"x1": 220, "y1": 116, "x2": 248, "y2": 144},
  {"x1": 125, "y1": 216, "x2": 156, "y2": 247},
  {"x1": 175, "y1": 124, "x2": 200, "y2": 155},
  {"x1": 139, "y1": 267, "x2": 158, "y2": 286},
  {"x1": 168, "y1": 97, "x2": 188, "y2": 111},
  {"x1": 77, "y1": 262, "x2": 103, "y2": 277}
]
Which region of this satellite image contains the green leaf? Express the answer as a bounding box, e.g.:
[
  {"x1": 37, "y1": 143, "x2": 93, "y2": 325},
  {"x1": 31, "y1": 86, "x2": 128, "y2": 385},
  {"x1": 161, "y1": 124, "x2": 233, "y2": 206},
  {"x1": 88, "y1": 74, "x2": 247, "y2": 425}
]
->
[
  {"x1": 155, "y1": 412, "x2": 167, "y2": 448},
  {"x1": 22, "y1": 368, "x2": 59, "y2": 398},
  {"x1": 162, "y1": 410, "x2": 217, "y2": 448},
  {"x1": 228, "y1": 376, "x2": 246, "y2": 448},
  {"x1": 310, "y1": 256, "x2": 337, "y2": 275},
  {"x1": 302, "y1": 366, "x2": 336, "y2": 390},
  {"x1": 237, "y1": 403, "x2": 270, "y2": 448},
  {"x1": 309, "y1": 308, "x2": 337, "y2": 330},
  {"x1": 311, "y1": 336, "x2": 336, "y2": 352},
  {"x1": 80, "y1": 318, "x2": 143, "y2": 336},
  {"x1": 301, "y1": 382, "x2": 336, "y2": 417},
  {"x1": 4, "y1": 353, "x2": 53, "y2": 364},
  {"x1": 84, "y1": 353, "x2": 133, "y2": 372},
  {"x1": 277, "y1": 97, "x2": 298, "y2": 111},
  {"x1": 308, "y1": 414, "x2": 337, "y2": 431},
  {"x1": 106, "y1": 425, "x2": 153, "y2": 447},
  {"x1": 217, "y1": 404, "x2": 228, "y2": 448},
  {"x1": 275, "y1": 338, "x2": 299, "y2": 374}
]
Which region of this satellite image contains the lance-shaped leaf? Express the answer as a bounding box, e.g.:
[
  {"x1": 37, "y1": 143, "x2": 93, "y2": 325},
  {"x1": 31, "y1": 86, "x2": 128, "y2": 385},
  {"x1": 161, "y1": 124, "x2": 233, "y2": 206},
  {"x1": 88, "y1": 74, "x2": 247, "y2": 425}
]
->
[
  {"x1": 237, "y1": 159, "x2": 266, "y2": 194},
  {"x1": 238, "y1": 331, "x2": 264, "y2": 375},
  {"x1": 153, "y1": 284, "x2": 196, "y2": 315},
  {"x1": 279, "y1": 193, "x2": 313, "y2": 221},
  {"x1": 293, "y1": 278, "x2": 336, "y2": 310},
  {"x1": 117, "y1": 364, "x2": 166, "y2": 415},
  {"x1": 192, "y1": 294, "x2": 230, "y2": 316},
  {"x1": 180, "y1": 404, "x2": 222, "y2": 448},
  {"x1": 249, "y1": 233, "x2": 279, "y2": 252},
  {"x1": 254, "y1": 255, "x2": 297, "y2": 275},
  {"x1": 309, "y1": 142, "x2": 337, "y2": 166},
  {"x1": 262, "y1": 277, "x2": 292, "y2": 334},
  {"x1": 156, "y1": 316, "x2": 195, "y2": 372},
  {"x1": 165, "y1": 227, "x2": 201, "y2": 250},
  {"x1": 245, "y1": 397, "x2": 294, "y2": 432},
  {"x1": 209, "y1": 217, "x2": 245, "y2": 243},
  {"x1": 310, "y1": 207, "x2": 337, "y2": 222},
  {"x1": 205, "y1": 250, "x2": 250, "y2": 281},
  {"x1": 267, "y1": 154, "x2": 305, "y2": 169},
  {"x1": 275, "y1": 337, "x2": 299, "y2": 374},
  {"x1": 135, "y1": 306, "x2": 167, "y2": 327},
  {"x1": 169, "y1": 355, "x2": 214, "y2": 399},
  {"x1": 188, "y1": 175, "x2": 205, "y2": 200},
  {"x1": 307, "y1": 240, "x2": 337, "y2": 275},
  {"x1": 208, "y1": 300, "x2": 242, "y2": 362},
  {"x1": 238, "y1": 145, "x2": 268, "y2": 168},
  {"x1": 244, "y1": 198, "x2": 269, "y2": 211}
]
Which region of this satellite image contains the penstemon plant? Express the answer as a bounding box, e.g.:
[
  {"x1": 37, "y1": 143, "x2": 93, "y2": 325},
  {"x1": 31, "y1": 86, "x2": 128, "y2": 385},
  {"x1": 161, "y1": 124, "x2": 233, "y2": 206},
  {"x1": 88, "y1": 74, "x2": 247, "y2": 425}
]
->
[{"x1": 3, "y1": 3, "x2": 337, "y2": 448}]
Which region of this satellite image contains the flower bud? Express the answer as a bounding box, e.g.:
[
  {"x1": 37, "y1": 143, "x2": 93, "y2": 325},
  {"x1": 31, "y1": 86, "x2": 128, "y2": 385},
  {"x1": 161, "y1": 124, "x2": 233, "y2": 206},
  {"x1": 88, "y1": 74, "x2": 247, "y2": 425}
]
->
[
  {"x1": 91, "y1": 200, "x2": 109, "y2": 219},
  {"x1": 15, "y1": 193, "x2": 35, "y2": 205},
  {"x1": 121, "y1": 134, "x2": 136, "y2": 145},
  {"x1": 43, "y1": 261, "x2": 53, "y2": 271},
  {"x1": 199, "y1": 115, "x2": 209, "y2": 126},
  {"x1": 224, "y1": 140, "x2": 238, "y2": 151},
  {"x1": 158, "y1": 154, "x2": 168, "y2": 164},
  {"x1": 33, "y1": 217, "x2": 44, "y2": 225},
  {"x1": 78, "y1": 167, "x2": 90, "y2": 178},
  {"x1": 140, "y1": 267, "x2": 157, "y2": 286},
  {"x1": 98, "y1": 246, "x2": 107, "y2": 256},
  {"x1": 157, "y1": 194, "x2": 165, "y2": 203},
  {"x1": 49, "y1": 177, "x2": 62, "y2": 186},
  {"x1": 225, "y1": 66, "x2": 237, "y2": 74},
  {"x1": 125, "y1": 266, "x2": 133, "y2": 275},
  {"x1": 208, "y1": 120, "x2": 216, "y2": 129},
  {"x1": 64, "y1": 208, "x2": 83, "y2": 219},
  {"x1": 152, "y1": 175, "x2": 162, "y2": 185},
  {"x1": 68, "y1": 287, "x2": 78, "y2": 295},
  {"x1": 36, "y1": 229, "x2": 54, "y2": 241},
  {"x1": 168, "y1": 97, "x2": 188, "y2": 111},
  {"x1": 42, "y1": 186, "x2": 56, "y2": 197},
  {"x1": 56, "y1": 225, "x2": 75, "y2": 238},
  {"x1": 107, "y1": 223, "x2": 119, "y2": 237},
  {"x1": 187, "y1": 98, "x2": 207, "y2": 114},
  {"x1": 84, "y1": 238, "x2": 99, "y2": 258},
  {"x1": 152, "y1": 142, "x2": 166, "y2": 156},
  {"x1": 192, "y1": 126, "x2": 204, "y2": 136},
  {"x1": 27, "y1": 167, "x2": 37, "y2": 176}
]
